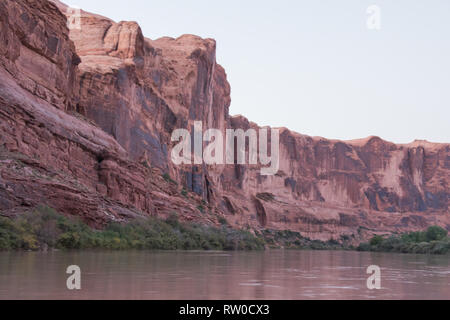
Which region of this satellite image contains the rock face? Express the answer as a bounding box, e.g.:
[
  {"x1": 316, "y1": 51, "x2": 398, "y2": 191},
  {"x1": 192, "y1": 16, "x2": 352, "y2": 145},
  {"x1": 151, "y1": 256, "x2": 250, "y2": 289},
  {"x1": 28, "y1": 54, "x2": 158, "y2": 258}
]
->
[
  {"x1": 0, "y1": 0, "x2": 449, "y2": 241},
  {"x1": 0, "y1": 0, "x2": 217, "y2": 228}
]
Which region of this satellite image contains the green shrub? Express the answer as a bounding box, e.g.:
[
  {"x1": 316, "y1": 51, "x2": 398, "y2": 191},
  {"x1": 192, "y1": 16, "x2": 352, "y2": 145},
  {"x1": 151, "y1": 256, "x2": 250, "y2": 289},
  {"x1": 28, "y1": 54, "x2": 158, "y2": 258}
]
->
[
  {"x1": 369, "y1": 235, "x2": 384, "y2": 246},
  {"x1": 401, "y1": 231, "x2": 426, "y2": 243},
  {"x1": 426, "y1": 226, "x2": 448, "y2": 242},
  {"x1": 356, "y1": 242, "x2": 371, "y2": 252}
]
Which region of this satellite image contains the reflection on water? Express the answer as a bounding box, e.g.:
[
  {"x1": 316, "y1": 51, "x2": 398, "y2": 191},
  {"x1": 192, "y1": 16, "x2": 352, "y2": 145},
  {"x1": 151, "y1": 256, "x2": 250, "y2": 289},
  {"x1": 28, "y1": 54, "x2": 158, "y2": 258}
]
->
[{"x1": 0, "y1": 250, "x2": 448, "y2": 300}]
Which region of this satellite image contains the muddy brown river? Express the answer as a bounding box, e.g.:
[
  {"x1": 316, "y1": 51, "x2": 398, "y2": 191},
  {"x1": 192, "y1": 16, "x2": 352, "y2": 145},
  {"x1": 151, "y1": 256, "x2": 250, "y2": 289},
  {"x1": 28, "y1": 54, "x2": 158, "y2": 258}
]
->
[{"x1": 0, "y1": 250, "x2": 448, "y2": 300}]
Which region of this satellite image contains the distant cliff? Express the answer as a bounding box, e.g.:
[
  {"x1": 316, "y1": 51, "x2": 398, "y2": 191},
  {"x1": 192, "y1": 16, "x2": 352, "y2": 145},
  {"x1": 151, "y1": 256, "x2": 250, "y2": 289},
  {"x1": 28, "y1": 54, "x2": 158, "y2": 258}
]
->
[{"x1": 0, "y1": 0, "x2": 448, "y2": 243}]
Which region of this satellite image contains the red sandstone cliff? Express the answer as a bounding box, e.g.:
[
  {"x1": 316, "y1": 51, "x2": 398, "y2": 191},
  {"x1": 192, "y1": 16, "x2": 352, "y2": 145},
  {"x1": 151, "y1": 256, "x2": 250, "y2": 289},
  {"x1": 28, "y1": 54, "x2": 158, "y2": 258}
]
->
[{"x1": 0, "y1": 0, "x2": 448, "y2": 242}]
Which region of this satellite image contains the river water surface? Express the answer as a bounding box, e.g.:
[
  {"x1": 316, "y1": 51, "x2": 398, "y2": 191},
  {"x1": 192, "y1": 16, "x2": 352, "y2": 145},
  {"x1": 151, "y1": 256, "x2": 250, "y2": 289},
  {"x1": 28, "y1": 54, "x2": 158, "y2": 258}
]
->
[{"x1": 0, "y1": 250, "x2": 448, "y2": 300}]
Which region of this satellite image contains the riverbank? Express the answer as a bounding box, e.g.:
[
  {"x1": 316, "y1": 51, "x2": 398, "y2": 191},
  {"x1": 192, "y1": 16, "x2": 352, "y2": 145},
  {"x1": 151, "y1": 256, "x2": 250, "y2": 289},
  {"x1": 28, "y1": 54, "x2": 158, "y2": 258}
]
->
[
  {"x1": 357, "y1": 226, "x2": 450, "y2": 255},
  {"x1": 0, "y1": 206, "x2": 264, "y2": 251},
  {"x1": 1, "y1": 206, "x2": 448, "y2": 254},
  {"x1": 0, "y1": 206, "x2": 356, "y2": 252}
]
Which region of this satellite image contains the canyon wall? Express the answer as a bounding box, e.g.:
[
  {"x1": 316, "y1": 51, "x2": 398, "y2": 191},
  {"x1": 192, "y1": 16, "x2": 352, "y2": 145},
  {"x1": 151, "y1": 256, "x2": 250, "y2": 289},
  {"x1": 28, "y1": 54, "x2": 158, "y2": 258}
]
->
[{"x1": 0, "y1": 0, "x2": 448, "y2": 241}]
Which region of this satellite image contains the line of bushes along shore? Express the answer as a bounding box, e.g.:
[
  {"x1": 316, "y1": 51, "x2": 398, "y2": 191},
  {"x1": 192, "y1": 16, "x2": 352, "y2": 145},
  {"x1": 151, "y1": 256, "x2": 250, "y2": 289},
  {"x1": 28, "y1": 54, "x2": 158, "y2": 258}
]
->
[
  {"x1": 0, "y1": 206, "x2": 264, "y2": 251},
  {"x1": 1, "y1": 206, "x2": 448, "y2": 254},
  {"x1": 357, "y1": 226, "x2": 450, "y2": 255}
]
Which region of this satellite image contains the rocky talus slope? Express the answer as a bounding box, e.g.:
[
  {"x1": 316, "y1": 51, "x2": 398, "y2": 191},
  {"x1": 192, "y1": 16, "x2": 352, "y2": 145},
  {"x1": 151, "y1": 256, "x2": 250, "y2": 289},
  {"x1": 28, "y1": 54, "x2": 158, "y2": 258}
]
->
[{"x1": 0, "y1": 0, "x2": 448, "y2": 242}]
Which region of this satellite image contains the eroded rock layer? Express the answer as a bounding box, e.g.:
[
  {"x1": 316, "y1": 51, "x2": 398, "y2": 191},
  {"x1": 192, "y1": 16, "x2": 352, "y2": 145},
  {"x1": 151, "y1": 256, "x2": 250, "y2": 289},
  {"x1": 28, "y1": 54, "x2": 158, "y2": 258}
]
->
[{"x1": 0, "y1": 0, "x2": 448, "y2": 241}]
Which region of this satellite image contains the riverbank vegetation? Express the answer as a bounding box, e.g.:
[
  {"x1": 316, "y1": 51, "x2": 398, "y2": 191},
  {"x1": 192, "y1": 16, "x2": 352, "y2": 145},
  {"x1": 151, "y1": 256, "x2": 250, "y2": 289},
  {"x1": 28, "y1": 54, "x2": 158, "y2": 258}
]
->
[
  {"x1": 357, "y1": 226, "x2": 450, "y2": 255},
  {"x1": 1, "y1": 206, "x2": 449, "y2": 254},
  {"x1": 257, "y1": 229, "x2": 353, "y2": 251},
  {"x1": 0, "y1": 206, "x2": 348, "y2": 252},
  {"x1": 0, "y1": 206, "x2": 264, "y2": 251}
]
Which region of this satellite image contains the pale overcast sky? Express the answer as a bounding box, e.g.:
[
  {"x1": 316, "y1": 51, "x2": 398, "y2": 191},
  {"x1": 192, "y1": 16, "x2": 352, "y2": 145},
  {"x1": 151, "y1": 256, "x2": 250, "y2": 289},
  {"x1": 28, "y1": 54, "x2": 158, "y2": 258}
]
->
[{"x1": 66, "y1": 0, "x2": 450, "y2": 143}]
